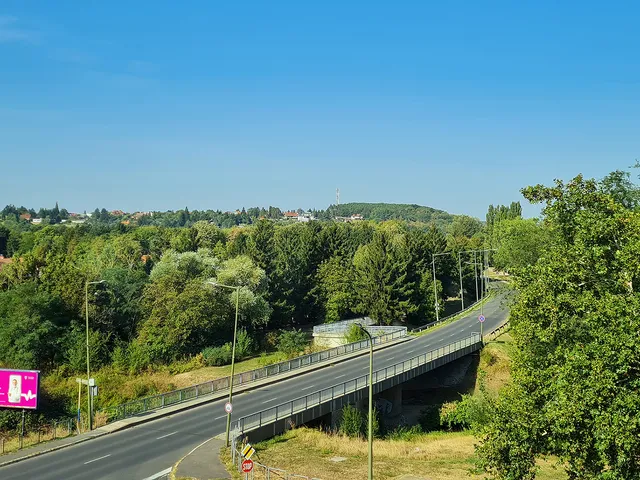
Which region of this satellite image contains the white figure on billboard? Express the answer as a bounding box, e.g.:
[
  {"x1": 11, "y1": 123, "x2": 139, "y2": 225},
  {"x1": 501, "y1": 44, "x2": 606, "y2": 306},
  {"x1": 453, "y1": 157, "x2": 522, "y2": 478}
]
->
[{"x1": 8, "y1": 376, "x2": 21, "y2": 403}]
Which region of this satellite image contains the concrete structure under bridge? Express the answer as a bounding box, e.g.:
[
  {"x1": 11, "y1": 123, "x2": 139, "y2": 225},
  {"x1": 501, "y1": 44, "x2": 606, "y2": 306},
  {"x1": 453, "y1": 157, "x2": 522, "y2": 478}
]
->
[{"x1": 235, "y1": 332, "x2": 483, "y2": 443}]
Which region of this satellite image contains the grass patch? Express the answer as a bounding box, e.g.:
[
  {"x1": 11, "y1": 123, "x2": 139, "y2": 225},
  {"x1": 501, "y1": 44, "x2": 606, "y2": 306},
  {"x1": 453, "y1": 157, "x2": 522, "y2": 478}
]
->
[{"x1": 250, "y1": 427, "x2": 566, "y2": 480}]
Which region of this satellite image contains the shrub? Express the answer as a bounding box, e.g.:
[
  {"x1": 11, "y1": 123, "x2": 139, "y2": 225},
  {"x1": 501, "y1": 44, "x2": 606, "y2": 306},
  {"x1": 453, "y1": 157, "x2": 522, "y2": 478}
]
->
[
  {"x1": 339, "y1": 404, "x2": 364, "y2": 438},
  {"x1": 277, "y1": 329, "x2": 308, "y2": 358},
  {"x1": 418, "y1": 404, "x2": 441, "y2": 432},
  {"x1": 202, "y1": 344, "x2": 233, "y2": 366},
  {"x1": 366, "y1": 407, "x2": 382, "y2": 438},
  {"x1": 234, "y1": 329, "x2": 255, "y2": 359},
  {"x1": 440, "y1": 392, "x2": 494, "y2": 431},
  {"x1": 344, "y1": 324, "x2": 368, "y2": 344},
  {"x1": 386, "y1": 424, "x2": 424, "y2": 441}
]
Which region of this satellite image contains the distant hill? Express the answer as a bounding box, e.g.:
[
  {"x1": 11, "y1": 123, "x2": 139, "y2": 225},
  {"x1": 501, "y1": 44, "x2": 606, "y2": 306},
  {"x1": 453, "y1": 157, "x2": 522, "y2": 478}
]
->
[{"x1": 330, "y1": 202, "x2": 457, "y2": 227}]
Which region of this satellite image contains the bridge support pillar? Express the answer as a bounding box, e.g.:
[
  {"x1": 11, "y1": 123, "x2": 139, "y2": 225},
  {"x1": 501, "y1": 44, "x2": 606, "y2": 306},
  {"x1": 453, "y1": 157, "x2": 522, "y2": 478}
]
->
[{"x1": 379, "y1": 384, "x2": 403, "y2": 417}]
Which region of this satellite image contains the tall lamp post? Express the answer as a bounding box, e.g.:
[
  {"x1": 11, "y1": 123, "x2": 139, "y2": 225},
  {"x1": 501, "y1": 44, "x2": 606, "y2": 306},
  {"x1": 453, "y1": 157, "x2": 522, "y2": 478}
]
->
[
  {"x1": 85, "y1": 279, "x2": 105, "y2": 431},
  {"x1": 356, "y1": 324, "x2": 374, "y2": 480},
  {"x1": 206, "y1": 281, "x2": 240, "y2": 447}
]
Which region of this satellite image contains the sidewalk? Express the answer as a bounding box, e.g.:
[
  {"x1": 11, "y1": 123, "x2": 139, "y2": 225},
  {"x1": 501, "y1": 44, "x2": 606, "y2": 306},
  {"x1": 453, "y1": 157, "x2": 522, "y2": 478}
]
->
[
  {"x1": 172, "y1": 436, "x2": 229, "y2": 480},
  {"x1": 0, "y1": 335, "x2": 410, "y2": 467}
]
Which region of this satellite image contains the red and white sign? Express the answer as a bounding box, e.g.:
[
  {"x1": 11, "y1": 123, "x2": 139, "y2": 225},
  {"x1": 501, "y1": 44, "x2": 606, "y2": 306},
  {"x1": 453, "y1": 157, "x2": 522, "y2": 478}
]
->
[
  {"x1": 224, "y1": 402, "x2": 233, "y2": 414},
  {"x1": 242, "y1": 459, "x2": 254, "y2": 472}
]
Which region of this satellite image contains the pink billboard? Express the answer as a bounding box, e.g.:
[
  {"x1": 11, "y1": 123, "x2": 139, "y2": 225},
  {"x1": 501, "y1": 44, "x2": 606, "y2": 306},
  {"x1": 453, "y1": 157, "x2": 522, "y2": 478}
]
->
[{"x1": 0, "y1": 368, "x2": 40, "y2": 410}]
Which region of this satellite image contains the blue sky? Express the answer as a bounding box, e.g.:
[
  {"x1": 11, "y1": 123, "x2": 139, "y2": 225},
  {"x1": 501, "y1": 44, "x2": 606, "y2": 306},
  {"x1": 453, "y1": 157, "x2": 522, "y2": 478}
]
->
[{"x1": 1, "y1": 1, "x2": 638, "y2": 219}]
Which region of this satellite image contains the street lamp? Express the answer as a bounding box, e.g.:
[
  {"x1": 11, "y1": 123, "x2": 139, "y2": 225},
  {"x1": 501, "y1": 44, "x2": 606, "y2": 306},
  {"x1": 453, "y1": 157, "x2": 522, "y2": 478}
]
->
[
  {"x1": 85, "y1": 279, "x2": 105, "y2": 431},
  {"x1": 205, "y1": 280, "x2": 240, "y2": 447},
  {"x1": 356, "y1": 324, "x2": 373, "y2": 480}
]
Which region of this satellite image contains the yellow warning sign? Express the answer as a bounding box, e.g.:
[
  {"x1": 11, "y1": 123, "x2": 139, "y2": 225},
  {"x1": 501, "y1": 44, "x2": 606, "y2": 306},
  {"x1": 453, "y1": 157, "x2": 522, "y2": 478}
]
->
[{"x1": 242, "y1": 443, "x2": 256, "y2": 460}]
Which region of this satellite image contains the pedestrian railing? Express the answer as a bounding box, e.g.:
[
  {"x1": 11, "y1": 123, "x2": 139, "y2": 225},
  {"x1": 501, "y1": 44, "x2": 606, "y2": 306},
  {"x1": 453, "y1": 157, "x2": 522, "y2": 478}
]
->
[
  {"x1": 409, "y1": 288, "x2": 502, "y2": 334},
  {"x1": 235, "y1": 333, "x2": 481, "y2": 434},
  {"x1": 101, "y1": 328, "x2": 408, "y2": 423},
  {"x1": 486, "y1": 321, "x2": 510, "y2": 340},
  {"x1": 0, "y1": 417, "x2": 76, "y2": 455},
  {"x1": 232, "y1": 442, "x2": 322, "y2": 480}
]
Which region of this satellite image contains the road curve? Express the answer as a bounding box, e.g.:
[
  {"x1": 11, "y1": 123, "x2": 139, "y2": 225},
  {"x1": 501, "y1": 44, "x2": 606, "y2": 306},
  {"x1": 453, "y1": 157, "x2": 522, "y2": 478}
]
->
[{"x1": 0, "y1": 289, "x2": 510, "y2": 480}]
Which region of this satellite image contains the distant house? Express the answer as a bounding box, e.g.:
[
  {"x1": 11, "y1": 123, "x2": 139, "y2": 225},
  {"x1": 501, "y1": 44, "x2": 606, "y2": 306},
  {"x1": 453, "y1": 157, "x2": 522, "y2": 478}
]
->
[
  {"x1": 283, "y1": 211, "x2": 298, "y2": 219},
  {"x1": 350, "y1": 214, "x2": 364, "y2": 221},
  {"x1": 110, "y1": 210, "x2": 125, "y2": 216},
  {"x1": 32, "y1": 218, "x2": 43, "y2": 224},
  {"x1": 297, "y1": 212, "x2": 316, "y2": 222},
  {"x1": 19, "y1": 213, "x2": 32, "y2": 221},
  {"x1": 334, "y1": 214, "x2": 364, "y2": 222}
]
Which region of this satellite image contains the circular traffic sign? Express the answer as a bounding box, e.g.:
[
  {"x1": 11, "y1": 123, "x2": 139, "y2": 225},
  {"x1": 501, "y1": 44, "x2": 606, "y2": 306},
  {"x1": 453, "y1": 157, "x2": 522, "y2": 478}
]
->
[
  {"x1": 242, "y1": 459, "x2": 254, "y2": 472},
  {"x1": 224, "y1": 402, "x2": 233, "y2": 414},
  {"x1": 478, "y1": 314, "x2": 486, "y2": 323}
]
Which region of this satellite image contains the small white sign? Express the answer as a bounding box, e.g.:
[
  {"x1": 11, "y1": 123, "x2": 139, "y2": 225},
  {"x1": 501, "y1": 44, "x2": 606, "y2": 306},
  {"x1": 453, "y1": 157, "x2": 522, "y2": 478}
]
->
[{"x1": 224, "y1": 402, "x2": 233, "y2": 414}]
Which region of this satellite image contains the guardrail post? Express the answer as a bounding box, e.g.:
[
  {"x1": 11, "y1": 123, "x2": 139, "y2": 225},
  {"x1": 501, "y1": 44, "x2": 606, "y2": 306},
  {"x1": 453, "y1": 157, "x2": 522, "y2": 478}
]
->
[
  {"x1": 53, "y1": 422, "x2": 56, "y2": 440},
  {"x1": 144, "y1": 398, "x2": 147, "y2": 412},
  {"x1": 196, "y1": 385, "x2": 199, "y2": 398},
  {"x1": 179, "y1": 390, "x2": 183, "y2": 402}
]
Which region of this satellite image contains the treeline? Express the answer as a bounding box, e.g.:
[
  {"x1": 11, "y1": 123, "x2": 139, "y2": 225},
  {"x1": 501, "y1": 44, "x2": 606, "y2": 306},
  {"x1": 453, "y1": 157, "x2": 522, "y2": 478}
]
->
[{"x1": 0, "y1": 214, "x2": 496, "y2": 379}]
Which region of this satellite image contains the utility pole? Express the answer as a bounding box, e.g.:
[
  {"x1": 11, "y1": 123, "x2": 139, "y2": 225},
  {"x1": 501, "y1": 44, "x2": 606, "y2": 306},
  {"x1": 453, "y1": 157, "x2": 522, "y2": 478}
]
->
[
  {"x1": 473, "y1": 251, "x2": 479, "y2": 303},
  {"x1": 432, "y1": 257, "x2": 439, "y2": 322},
  {"x1": 356, "y1": 324, "x2": 374, "y2": 480},
  {"x1": 457, "y1": 251, "x2": 464, "y2": 310}
]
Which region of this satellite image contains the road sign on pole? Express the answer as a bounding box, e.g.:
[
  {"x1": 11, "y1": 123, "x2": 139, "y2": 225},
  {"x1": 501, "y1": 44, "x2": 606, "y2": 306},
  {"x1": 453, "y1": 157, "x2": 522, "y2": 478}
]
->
[
  {"x1": 242, "y1": 459, "x2": 254, "y2": 472},
  {"x1": 224, "y1": 402, "x2": 233, "y2": 414},
  {"x1": 242, "y1": 443, "x2": 256, "y2": 460},
  {"x1": 478, "y1": 314, "x2": 485, "y2": 323}
]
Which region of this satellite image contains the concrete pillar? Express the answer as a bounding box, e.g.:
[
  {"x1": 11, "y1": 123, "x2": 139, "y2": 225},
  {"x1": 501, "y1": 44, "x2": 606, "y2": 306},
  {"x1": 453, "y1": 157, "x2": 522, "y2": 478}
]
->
[{"x1": 379, "y1": 384, "x2": 402, "y2": 417}]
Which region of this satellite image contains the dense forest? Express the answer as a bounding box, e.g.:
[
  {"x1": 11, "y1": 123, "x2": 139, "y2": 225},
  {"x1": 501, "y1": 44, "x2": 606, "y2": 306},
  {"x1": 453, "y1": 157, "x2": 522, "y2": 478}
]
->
[{"x1": 0, "y1": 199, "x2": 523, "y2": 432}]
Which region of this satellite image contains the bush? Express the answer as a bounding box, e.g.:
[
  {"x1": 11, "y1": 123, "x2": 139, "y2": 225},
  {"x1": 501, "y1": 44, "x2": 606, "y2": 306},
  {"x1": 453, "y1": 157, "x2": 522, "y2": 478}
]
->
[
  {"x1": 234, "y1": 329, "x2": 255, "y2": 359},
  {"x1": 339, "y1": 404, "x2": 364, "y2": 438},
  {"x1": 202, "y1": 344, "x2": 232, "y2": 366},
  {"x1": 366, "y1": 407, "x2": 382, "y2": 438},
  {"x1": 386, "y1": 424, "x2": 423, "y2": 441},
  {"x1": 277, "y1": 329, "x2": 308, "y2": 358},
  {"x1": 418, "y1": 404, "x2": 441, "y2": 432},
  {"x1": 344, "y1": 324, "x2": 368, "y2": 344},
  {"x1": 441, "y1": 392, "x2": 494, "y2": 431}
]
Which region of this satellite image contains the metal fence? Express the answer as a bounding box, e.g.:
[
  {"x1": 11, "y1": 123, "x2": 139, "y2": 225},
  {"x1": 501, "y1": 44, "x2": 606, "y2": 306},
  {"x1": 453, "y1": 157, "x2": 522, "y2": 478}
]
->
[
  {"x1": 232, "y1": 443, "x2": 322, "y2": 480},
  {"x1": 0, "y1": 417, "x2": 77, "y2": 455},
  {"x1": 235, "y1": 333, "x2": 481, "y2": 433},
  {"x1": 101, "y1": 328, "x2": 408, "y2": 423},
  {"x1": 486, "y1": 321, "x2": 510, "y2": 341},
  {"x1": 410, "y1": 295, "x2": 489, "y2": 333}
]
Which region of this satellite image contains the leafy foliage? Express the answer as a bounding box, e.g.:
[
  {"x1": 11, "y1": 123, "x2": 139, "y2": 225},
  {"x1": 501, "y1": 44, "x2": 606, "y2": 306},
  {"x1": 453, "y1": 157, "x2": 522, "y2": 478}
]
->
[
  {"x1": 276, "y1": 329, "x2": 308, "y2": 358},
  {"x1": 476, "y1": 173, "x2": 640, "y2": 479}
]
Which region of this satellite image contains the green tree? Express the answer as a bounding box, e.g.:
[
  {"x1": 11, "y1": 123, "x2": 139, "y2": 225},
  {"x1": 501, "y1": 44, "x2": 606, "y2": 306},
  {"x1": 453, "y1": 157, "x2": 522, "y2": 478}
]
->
[
  {"x1": 491, "y1": 218, "x2": 549, "y2": 273},
  {"x1": 353, "y1": 227, "x2": 412, "y2": 325},
  {"x1": 476, "y1": 173, "x2": 640, "y2": 479}
]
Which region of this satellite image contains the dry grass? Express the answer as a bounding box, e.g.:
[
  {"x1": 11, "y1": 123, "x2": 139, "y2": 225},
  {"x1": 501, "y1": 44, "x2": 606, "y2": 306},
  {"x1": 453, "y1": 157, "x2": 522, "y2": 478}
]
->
[
  {"x1": 250, "y1": 428, "x2": 566, "y2": 480},
  {"x1": 475, "y1": 332, "x2": 513, "y2": 394},
  {"x1": 0, "y1": 422, "x2": 76, "y2": 454}
]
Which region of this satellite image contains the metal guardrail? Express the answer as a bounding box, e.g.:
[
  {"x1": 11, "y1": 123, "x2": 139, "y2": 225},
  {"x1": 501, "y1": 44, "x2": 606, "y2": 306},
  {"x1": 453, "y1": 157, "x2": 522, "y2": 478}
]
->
[
  {"x1": 410, "y1": 292, "x2": 496, "y2": 333},
  {"x1": 101, "y1": 329, "x2": 408, "y2": 423},
  {"x1": 235, "y1": 333, "x2": 481, "y2": 433},
  {"x1": 486, "y1": 321, "x2": 510, "y2": 340}
]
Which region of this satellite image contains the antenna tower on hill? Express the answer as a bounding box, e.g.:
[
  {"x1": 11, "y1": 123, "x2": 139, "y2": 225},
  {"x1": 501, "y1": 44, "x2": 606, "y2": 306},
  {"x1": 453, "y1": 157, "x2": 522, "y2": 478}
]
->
[{"x1": 336, "y1": 188, "x2": 340, "y2": 206}]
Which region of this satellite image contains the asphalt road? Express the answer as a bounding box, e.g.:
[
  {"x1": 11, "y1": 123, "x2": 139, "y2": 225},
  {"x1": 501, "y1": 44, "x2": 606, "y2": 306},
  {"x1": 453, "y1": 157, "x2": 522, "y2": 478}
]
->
[{"x1": 0, "y1": 288, "x2": 509, "y2": 480}]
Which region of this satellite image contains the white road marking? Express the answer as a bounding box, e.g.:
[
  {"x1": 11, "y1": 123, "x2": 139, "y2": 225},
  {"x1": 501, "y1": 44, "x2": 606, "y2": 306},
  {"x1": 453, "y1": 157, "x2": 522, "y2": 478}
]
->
[
  {"x1": 214, "y1": 415, "x2": 226, "y2": 420},
  {"x1": 263, "y1": 397, "x2": 278, "y2": 404},
  {"x1": 335, "y1": 374, "x2": 346, "y2": 379},
  {"x1": 388, "y1": 357, "x2": 395, "y2": 360},
  {"x1": 301, "y1": 385, "x2": 315, "y2": 390},
  {"x1": 84, "y1": 454, "x2": 111, "y2": 465},
  {"x1": 156, "y1": 431, "x2": 178, "y2": 440},
  {"x1": 141, "y1": 467, "x2": 172, "y2": 480}
]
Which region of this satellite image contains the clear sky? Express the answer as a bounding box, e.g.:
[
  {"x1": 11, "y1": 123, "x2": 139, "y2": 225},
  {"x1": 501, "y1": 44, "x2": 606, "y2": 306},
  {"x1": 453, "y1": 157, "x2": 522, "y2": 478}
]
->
[{"x1": 1, "y1": 1, "x2": 638, "y2": 219}]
